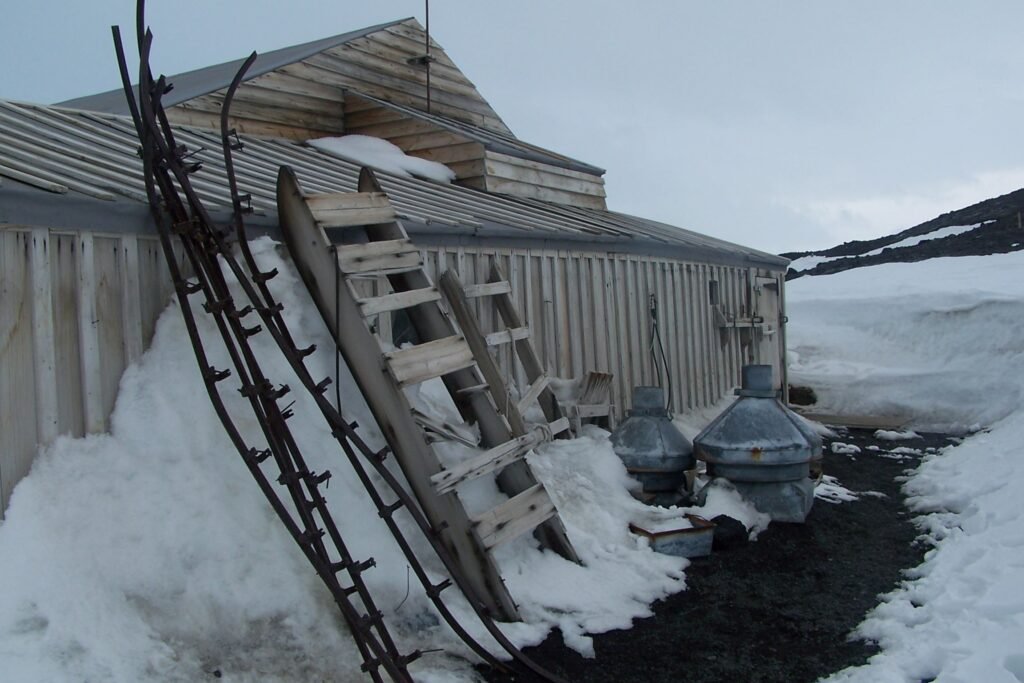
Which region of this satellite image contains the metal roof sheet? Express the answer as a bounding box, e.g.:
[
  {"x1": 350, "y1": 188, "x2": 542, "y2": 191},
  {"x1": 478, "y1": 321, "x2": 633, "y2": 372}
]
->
[
  {"x1": 57, "y1": 19, "x2": 409, "y2": 113},
  {"x1": 0, "y1": 100, "x2": 787, "y2": 269}
]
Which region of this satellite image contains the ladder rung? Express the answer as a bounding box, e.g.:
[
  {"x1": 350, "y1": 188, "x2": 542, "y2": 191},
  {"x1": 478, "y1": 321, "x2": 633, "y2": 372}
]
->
[
  {"x1": 463, "y1": 281, "x2": 512, "y2": 298},
  {"x1": 336, "y1": 239, "x2": 421, "y2": 275},
  {"x1": 485, "y1": 326, "x2": 530, "y2": 347},
  {"x1": 308, "y1": 191, "x2": 396, "y2": 228},
  {"x1": 413, "y1": 408, "x2": 478, "y2": 448},
  {"x1": 516, "y1": 374, "x2": 550, "y2": 415},
  {"x1": 431, "y1": 429, "x2": 547, "y2": 495},
  {"x1": 548, "y1": 416, "x2": 571, "y2": 436},
  {"x1": 455, "y1": 382, "x2": 490, "y2": 396},
  {"x1": 384, "y1": 335, "x2": 476, "y2": 386},
  {"x1": 358, "y1": 287, "x2": 440, "y2": 317},
  {"x1": 472, "y1": 484, "x2": 556, "y2": 551}
]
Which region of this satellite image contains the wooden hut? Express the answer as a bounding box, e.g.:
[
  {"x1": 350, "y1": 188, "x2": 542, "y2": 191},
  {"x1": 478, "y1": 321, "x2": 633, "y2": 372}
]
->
[{"x1": 0, "y1": 17, "x2": 789, "y2": 516}]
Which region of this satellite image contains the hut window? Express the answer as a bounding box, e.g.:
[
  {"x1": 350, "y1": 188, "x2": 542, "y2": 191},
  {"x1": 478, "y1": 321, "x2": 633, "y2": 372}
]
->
[{"x1": 708, "y1": 280, "x2": 720, "y2": 306}]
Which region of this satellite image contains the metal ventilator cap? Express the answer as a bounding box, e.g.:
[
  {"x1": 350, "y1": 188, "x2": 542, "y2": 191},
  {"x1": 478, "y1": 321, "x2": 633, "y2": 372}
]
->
[
  {"x1": 610, "y1": 387, "x2": 694, "y2": 492},
  {"x1": 694, "y1": 365, "x2": 823, "y2": 483}
]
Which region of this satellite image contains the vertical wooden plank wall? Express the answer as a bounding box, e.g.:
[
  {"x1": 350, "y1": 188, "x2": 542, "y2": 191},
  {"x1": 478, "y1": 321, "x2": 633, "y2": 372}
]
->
[
  {"x1": 0, "y1": 226, "x2": 174, "y2": 517},
  {"x1": 421, "y1": 245, "x2": 783, "y2": 419}
]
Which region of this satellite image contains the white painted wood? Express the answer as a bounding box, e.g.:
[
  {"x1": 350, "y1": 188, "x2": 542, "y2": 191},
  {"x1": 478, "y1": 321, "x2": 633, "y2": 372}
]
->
[
  {"x1": 473, "y1": 484, "x2": 556, "y2": 550},
  {"x1": 1, "y1": 230, "x2": 38, "y2": 516},
  {"x1": 30, "y1": 228, "x2": 58, "y2": 445},
  {"x1": 75, "y1": 232, "x2": 103, "y2": 434},
  {"x1": 119, "y1": 234, "x2": 144, "y2": 366},
  {"x1": 50, "y1": 234, "x2": 84, "y2": 437}
]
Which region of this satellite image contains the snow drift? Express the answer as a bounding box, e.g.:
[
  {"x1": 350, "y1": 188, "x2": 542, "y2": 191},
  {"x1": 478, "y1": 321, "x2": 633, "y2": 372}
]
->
[
  {"x1": 787, "y1": 251, "x2": 1024, "y2": 432},
  {"x1": 788, "y1": 251, "x2": 1024, "y2": 682},
  {"x1": 0, "y1": 238, "x2": 689, "y2": 682}
]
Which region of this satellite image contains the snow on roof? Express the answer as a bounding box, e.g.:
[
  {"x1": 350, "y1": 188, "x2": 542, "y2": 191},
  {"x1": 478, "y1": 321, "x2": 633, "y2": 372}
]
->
[{"x1": 307, "y1": 135, "x2": 455, "y2": 184}]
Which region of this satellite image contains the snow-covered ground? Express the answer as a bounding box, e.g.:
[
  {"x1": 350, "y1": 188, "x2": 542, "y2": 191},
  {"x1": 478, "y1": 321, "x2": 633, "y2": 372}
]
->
[
  {"x1": 788, "y1": 251, "x2": 1024, "y2": 683},
  {"x1": 0, "y1": 239, "x2": 727, "y2": 682},
  {"x1": 4, "y1": 238, "x2": 1024, "y2": 682},
  {"x1": 787, "y1": 251, "x2": 1024, "y2": 432}
]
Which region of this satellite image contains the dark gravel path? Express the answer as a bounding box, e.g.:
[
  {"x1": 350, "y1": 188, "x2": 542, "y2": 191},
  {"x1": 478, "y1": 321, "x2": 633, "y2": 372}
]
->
[{"x1": 482, "y1": 428, "x2": 959, "y2": 683}]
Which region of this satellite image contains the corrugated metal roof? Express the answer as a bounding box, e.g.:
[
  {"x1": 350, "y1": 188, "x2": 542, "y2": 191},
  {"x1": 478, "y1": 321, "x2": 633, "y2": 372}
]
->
[
  {"x1": 0, "y1": 100, "x2": 787, "y2": 269},
  {"x1": 349, "y1": 93, "x2": 605, "y2": 176},
  {"x1": 57, "y1": 19, "x2": 409, "y2": 113}
]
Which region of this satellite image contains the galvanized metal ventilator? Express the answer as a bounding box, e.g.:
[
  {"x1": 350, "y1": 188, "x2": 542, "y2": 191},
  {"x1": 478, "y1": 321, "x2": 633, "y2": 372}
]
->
[
  {"x1": 694, "y1": 364, "x2": 824, "y2": 523},
  {"x1": 610, "y1": 386, "x2": 693, "y2": 498}
]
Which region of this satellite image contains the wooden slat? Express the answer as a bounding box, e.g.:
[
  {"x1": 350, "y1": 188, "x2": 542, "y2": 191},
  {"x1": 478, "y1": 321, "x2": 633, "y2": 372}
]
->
[
  {"x1": 485, "y1": 326, "x2": 529, "y2": 347},
  {"x1": 76, "y1": 233, "x2": 105, "y2": 434},
  {"x1": 473, "y1": 484, "x2": 557, "y2": 551},
  {"x1": 431, "y1": 429, "x2": 547, "y2": 495},
  {"x1": 306, "y1": 191, "x2": 390, "y2": 211},
  {"x1": 463, "y1": 280, "x2": 512, "y2": 298},
  {"x1": 516, "y1": 374, "x2": 550, "y2": 415},
  {"x1": 336, "y1": 239, "x2": 422, "y2": 274},
  {"x1": 358, "y1": 286, "x2": 440, "y2": 316},
  {"x1": 30, "y1": 229, "x2": 58, "y2": 446},
  {"x1": 548, "y1": 416, "x2": 571, "y2": 437},
  {"x1": 308, "y1": 191, "x2": 396, "y2": 228},
  {"x1": 384, "y1": 335, "x2": 476, "y2": 386}
]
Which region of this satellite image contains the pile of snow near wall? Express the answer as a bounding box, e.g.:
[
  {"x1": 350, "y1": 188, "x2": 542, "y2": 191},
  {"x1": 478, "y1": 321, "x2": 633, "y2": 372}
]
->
[
  {"x1": 0, "y1": 239, "x2": 699, "y2": 682},
  {"x1": 787, "y1": 251, "x2": 1024, "y2": 432},
  {"x1": 790, "y1": 252, "x2": 1024, "y2": 683}
]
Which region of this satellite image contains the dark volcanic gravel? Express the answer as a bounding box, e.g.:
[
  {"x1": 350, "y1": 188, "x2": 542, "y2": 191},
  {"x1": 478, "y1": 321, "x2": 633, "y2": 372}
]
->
[{"x1": 482, "y1": 428, "x2": 959, "y2": 683}]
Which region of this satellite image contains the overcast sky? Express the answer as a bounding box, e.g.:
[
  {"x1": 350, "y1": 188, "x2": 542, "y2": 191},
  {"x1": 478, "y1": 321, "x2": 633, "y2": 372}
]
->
[{"x1": 3, "y1": 1, "x2": 1023, "y2": 253}]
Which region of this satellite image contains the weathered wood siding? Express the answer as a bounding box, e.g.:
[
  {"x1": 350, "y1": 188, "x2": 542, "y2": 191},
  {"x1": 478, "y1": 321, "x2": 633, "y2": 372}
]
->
[
  {"x1": 0, "y1": 222, "x2": 785, "y2": 518},
  {"x1": 0, "y1": 225, "x2": 175, "y2": 517},
  {"x1": 417, "y1": 246, "x2": 785, "y2": 417},
  {"x1": 482, "y1": 151, "x2": 607, "y2": 210},
  {"x1": 166, "y1": 18, "x2": 509, "y2": 142}
]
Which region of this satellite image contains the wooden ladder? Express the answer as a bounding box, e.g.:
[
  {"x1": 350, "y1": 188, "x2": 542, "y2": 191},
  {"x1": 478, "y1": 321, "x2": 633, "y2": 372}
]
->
[
  {"x1": 277, "y1": 167, "x2": 578, "y2": 622},
  {"x1": 437, "y1": 265, "x2": 567, "y2": 440}
]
